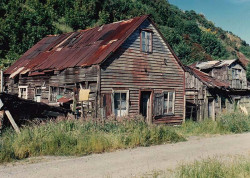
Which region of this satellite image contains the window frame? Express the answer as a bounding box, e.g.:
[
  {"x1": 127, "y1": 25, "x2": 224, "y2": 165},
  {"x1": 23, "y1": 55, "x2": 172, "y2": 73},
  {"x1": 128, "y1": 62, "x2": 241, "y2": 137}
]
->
[
  {"x1": 140, "y1": 29, "x2": 153, "y2": 53},
  {"x1": 18, "y1": 86, "x2": 28, "y2": 99},
  {"x1": 163, "y1": 91, "x2": 175, "y2": 115},
  {"x1": 34, "y1": 87, "x2": 42, "y2": 102},
  {"x1": 232, "y1": 68, "x2": 242, "y2": 79},
  {"x1": 49, "y1": 86, "x2": 58, "y2": 102},
  {"x1": 111, "y1": 90, "x2": 129, "y2": 117}
]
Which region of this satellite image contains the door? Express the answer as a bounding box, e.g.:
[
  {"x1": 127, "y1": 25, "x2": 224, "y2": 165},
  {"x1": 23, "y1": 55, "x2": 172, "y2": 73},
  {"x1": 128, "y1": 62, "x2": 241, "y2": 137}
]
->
[
  {"x1": 208, "y1": 98, "x2": 214, "y2": 119},
  {"x1": 140, "y1": 91, "x2": 152, "y2": 123}
]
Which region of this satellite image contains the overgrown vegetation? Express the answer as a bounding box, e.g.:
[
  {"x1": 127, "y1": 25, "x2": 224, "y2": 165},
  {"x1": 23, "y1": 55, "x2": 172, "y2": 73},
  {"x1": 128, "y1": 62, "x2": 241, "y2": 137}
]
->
[
  {"x1": 0, "y1": 112, "x2": 250, "y2": 164},
  {"x1": 179, "y1": 112, "x2": 250, "y2": 136},
  {"x1": 1, "y1": 0, "x2": 250, "y2": 69},
  {"x1": 0, "y1": 118, "x2": 185, "y2": 163},
  {"x1": 145, "y1": 156, "x2": 250, "y2": 178}
]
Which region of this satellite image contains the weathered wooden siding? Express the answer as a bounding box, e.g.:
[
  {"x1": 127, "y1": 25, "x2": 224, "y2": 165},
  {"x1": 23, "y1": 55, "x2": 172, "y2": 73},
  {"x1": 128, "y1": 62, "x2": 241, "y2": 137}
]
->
[
  {"x1": 4, "y1": 66, "x2": 98, "y2": 104},
  {"x1": 100, "y1": 19, "x2": 185, "y2": 124},
  {"x1": 210, "y1": 63, "x2": 247, "y2": 90}
]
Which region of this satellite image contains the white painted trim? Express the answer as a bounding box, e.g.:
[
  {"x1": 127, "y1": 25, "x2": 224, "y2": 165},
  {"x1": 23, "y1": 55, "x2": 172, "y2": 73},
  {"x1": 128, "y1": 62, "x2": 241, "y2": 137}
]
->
[
  {"x1": 111, "y1": 89, "x2": 129, "y2": 116},
  {"x1": 18, "y1": 86, "x2": 28, "y2": 99}
]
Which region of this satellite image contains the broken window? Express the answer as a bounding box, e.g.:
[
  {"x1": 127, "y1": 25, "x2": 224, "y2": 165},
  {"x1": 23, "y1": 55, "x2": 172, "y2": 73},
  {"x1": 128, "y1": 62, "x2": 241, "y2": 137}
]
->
[
  {"x1": 49, "y1": 86, "x2": 65, "y2": 102},
  {"x1": 18, "y1": 86, "x2": 28, "y2": 99},
  {"x1": 232, "y1": 68, "x2": 241, "y2": 79},
  {"x1": 112, "y1": 90, "x2": 129, "y2": 117},
  {"x1": 141, "y1": 30, "x2": 152, "y2": 53},
  {"x1": 154, "y1": 91, "x2": 175, "y2": 117},
  {"x1": 49, "y1": 86, "x2": 58, "y2": 102}
]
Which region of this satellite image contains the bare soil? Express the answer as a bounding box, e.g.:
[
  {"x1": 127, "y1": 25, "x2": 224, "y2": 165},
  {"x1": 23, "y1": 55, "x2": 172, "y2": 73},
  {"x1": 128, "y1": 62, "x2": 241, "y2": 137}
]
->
[{"x1": 0, "y1": 133, "x2": 250, "y2": 178}]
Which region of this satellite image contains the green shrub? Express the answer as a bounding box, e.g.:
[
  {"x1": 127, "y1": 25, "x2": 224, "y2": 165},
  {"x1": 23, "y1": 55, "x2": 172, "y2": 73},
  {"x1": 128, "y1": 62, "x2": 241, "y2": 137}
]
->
[{"x1": 218, "y1": 112, "x2": 250, "y2": 133}]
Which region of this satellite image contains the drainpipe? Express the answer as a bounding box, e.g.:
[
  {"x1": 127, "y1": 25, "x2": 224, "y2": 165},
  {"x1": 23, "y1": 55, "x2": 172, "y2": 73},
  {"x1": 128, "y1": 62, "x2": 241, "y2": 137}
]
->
[{"x1": 0, "y1": 70, "x2": 3, "y2": 92}]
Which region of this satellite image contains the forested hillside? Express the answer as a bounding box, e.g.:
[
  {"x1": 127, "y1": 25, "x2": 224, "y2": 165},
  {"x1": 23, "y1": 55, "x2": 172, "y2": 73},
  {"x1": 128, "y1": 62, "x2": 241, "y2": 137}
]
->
[{"x1": 1, "y1": 0, "x2": 250, "y2": 69}]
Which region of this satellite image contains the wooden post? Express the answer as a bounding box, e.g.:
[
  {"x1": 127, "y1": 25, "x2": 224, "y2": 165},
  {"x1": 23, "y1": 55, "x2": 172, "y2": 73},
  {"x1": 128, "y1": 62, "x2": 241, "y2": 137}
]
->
[
  {"x1": 0, "y1": 70, "x2": 3, "y2": 92},
  {"x1": 5, "y1": 110, "x2": 21, "y2": 134},
  {"x1": 96, "y1": 65, "x2": 101, "y2": 119},
  {"x1": 0, "y1": 110, "x2": 4, "y2": 134}
]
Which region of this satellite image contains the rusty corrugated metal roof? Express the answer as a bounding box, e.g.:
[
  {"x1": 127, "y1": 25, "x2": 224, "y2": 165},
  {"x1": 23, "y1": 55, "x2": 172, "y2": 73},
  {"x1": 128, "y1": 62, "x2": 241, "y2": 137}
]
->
[
  {"x1": 195, "y1": 59, "x2": 246, "y2": 70},
  {"x1": 5, "y1": 15, "x2": 149, "y2": 76},
  {"x1": 186, "y1": 66, "x2": 230, "y2": 89}
]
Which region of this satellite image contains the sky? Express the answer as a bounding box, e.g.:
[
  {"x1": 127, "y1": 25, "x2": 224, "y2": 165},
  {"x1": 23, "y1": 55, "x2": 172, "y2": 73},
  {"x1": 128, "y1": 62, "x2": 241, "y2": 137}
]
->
[{"x1": 168, "y1": 0, "x2": 250, "y2": 44}]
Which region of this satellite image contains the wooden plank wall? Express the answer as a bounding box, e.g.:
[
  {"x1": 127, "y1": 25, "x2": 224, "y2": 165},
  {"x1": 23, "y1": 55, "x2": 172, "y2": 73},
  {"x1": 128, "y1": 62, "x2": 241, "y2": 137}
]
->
[
  {"x1": 100, "y1": 19, "x2": 185, "y2": 124},
  {"x1": 4, "y1": 66, "x2": 98, "y2": 104}
]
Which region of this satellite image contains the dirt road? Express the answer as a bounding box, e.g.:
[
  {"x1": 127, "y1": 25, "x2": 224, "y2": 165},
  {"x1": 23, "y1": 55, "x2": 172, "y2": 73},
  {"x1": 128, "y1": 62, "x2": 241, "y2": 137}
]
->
[{"x1": 1, "y1": 133, "x2": 250, "y2": 178}]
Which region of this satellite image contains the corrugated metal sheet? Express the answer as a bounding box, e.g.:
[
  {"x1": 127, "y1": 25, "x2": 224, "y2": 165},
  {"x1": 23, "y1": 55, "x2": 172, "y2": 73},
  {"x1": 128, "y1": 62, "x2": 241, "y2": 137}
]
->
[
  {"x1": 186, "y1": 66, "x2": 230, "y2": 89},
  {"x1": 5, "y1": 15, "x2": 149, "y2": 76},
  {"x1": 195, "y1": 59, "x2": 245, "y2": 70},
  {"x1": 195, "y1": 61, "x2": 220, "y2": 70},
  {"x1": 214, "y1": 59, "x2": 236, "y2": 68}
]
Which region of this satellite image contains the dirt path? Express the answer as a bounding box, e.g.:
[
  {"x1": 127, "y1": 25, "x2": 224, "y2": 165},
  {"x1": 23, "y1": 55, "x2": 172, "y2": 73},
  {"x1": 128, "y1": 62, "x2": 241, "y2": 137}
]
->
[{"x1": 1, "y1": 133, "x2": 250, "y2": 178}]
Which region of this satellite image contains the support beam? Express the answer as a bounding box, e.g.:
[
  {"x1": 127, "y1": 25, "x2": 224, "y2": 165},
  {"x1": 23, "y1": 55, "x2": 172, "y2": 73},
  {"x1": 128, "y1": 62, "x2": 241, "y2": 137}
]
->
[
  {"x1": 0, "y1": 70, "x2": 3, "y2": 92},
  {"x1": 5, "y1": 110, "x2": 21, "y2": 134}
]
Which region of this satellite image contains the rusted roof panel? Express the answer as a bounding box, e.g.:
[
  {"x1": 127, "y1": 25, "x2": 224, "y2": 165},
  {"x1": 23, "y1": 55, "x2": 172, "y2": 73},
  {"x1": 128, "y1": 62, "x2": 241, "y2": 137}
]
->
[
  {"x1": 186, "y1": 66, "x2": 230, "y2": 89},
  {"x1": 5, "y1": 15, "x2": 149, "y2": 75}
]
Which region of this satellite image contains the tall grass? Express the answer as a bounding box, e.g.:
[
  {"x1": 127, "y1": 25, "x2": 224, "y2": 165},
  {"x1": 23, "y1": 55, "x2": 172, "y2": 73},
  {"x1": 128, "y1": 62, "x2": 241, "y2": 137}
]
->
[
  {"x1": 1, "y1": 112, "x2": 250, "y2": 164},
  {"x1": 0, "y1": 119, "x2": 185, "y2": 163},
  {"x1": 175, "y1": 157, "x2": 250, "y2": 178},
  {"x1": 178, "y1": 112, "x2": 250, "y2": 136}
]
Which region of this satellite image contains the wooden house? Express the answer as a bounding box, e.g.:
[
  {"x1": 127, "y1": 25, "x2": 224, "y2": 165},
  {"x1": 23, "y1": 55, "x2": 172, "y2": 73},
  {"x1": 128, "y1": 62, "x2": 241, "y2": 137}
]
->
[
  {"x1": 185, "y1": 66, "x2": 230, "y2": 120},
  {"x1": 187, "y1": 59, "x2": 250, "y2": 120},
  {"x1": 195, "y1": 59, "x2": 247, "y2": 90},
  {"x1": 3, "y1": 15, "x2": 185, "y2": 124}
]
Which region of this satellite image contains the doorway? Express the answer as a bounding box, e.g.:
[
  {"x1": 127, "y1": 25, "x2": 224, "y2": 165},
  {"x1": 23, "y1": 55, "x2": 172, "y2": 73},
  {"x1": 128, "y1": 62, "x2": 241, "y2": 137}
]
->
[
  {"x1": 208, "y1": 98, "x2": 214, "y2": 120},
  {"x1": 140, "y1": 91, "x2": 152, "y2": 123}
]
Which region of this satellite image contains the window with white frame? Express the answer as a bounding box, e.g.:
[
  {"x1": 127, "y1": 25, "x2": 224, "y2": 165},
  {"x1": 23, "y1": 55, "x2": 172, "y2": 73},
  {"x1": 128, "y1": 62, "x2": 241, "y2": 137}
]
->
[
  {"x1": 141, "y1": 30, "x2": 153, "y2": 53},
  {"x1": 34, "y1": 87, "x2": 42, "y2": 102},
  {"x1": 163, "y1": 91, "x2": 175, "y2": 115},
  {"x1": 112, "y1": 90, "x2": 129, "y2": 117},
  {"x1": 18, "y1": 86, "x2": 28, "y2": 99}
]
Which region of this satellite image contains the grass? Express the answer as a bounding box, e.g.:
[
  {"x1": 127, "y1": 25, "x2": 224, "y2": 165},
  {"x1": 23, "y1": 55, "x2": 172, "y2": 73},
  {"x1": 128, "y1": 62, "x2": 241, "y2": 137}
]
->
[
  {"x1": 0, "y1": 111, "x2": 250, "y2": 164},
  {"x1": 0, "y1": 117, "x2": 185, "y2": 163},
  {"x1": 175, "y1": 157, "x2": 250, "y2": 178},
  {"x1": 177, "y1": 112, "x2": 250, "y2": 136},
  {"x1": 144, "y1": 156, "x2": 250, "y2": 178}
]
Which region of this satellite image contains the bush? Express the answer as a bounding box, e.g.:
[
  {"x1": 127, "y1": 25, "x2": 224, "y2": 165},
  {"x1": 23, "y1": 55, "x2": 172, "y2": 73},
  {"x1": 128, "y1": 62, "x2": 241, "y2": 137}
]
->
[{"x1": 217, "y1": 112, "x2": 250, "y2": 133}]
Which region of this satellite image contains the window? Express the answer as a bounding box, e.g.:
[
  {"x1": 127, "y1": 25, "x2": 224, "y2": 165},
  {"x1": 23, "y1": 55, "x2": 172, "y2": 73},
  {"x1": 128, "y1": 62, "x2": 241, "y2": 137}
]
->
[
  {"x1": 154, "y1": 91, "x2": 175, "y2": 117},
  {"x1": 112, "y1": 90, "x2": 129, "y2": 117},
  {"x1": 34, "y1": 87, "x2": 42, "y2": 102},
  {"x1": 18, "y1": 86, "x2": 28, "y2": 99},
  {"x1": 141, "y1": 30, "x2": 152, "y2": 53},
  {"x1": 163, "y1": 91, "x2": 175, "y2": 115},
  {"x1": 232, "y1": 68, "x2": 241, "y2": 79},
  {"x1": 49, "y1": 86, "x2": 58, "y2": 102},
  {"x1": 49, "y1": 86, "x2": 65, "y2": 102}
]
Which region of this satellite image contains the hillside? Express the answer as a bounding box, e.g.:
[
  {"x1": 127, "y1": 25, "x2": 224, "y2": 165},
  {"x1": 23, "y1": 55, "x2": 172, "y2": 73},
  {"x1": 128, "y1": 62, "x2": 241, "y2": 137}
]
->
[{"x1": 0, "y1": 0, "x2": 250, "y2": 69}]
